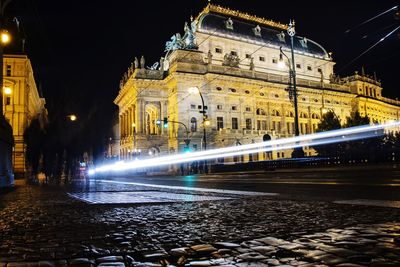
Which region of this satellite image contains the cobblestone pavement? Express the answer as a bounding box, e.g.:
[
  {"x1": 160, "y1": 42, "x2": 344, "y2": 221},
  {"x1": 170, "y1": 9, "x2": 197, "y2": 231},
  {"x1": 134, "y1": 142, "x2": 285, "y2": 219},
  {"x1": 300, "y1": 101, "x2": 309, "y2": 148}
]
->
[{"x1": 0, "y1": 180, "x2": 399, "y2": 266}]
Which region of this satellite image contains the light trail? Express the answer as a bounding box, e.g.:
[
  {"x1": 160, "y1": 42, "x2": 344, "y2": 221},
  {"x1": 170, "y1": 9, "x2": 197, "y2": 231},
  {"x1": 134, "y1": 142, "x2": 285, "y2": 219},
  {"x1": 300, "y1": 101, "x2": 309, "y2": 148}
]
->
[{"x1": 90, "y1": 122, "x2": 399, "y2": 175}]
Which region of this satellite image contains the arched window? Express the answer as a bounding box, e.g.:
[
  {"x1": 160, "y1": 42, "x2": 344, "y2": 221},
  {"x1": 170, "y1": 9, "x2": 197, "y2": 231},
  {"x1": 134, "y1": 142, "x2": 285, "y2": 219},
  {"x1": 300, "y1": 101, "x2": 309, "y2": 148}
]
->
[
  {"x1": 311, "y1": 113, "x2": 320, "y2": 119},
  {"x1": 256, "y1": 108, "x2": 266, "y2": 115},
  {"x1": 286, "y1": 111, "x2": 294, "y2": 117},
  {"x1": 190, "y1": 117, "x2": 197, "y2": 132},
  {"x1": 271, "y1": 109, "x2": 280, "y2": 116},
  {"x1": 300, "y1": 112, "x2": 308, "y2": 118}
]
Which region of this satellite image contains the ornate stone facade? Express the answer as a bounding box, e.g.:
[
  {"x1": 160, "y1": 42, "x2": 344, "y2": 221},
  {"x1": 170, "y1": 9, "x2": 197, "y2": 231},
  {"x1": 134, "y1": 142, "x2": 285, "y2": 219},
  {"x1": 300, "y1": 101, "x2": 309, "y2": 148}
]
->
[
  {"x1": 2, "y1": 54, "x2": 47, "y2": 176},
  {"x1": 114, "y1": 4, "x2": 400, "y2": 161}
]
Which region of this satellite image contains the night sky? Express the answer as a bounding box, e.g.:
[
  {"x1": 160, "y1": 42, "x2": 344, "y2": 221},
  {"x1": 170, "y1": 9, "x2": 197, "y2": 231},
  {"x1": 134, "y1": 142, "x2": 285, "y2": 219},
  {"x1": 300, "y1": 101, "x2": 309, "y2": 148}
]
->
[{"x1": 4, "y1": 0, "x2": 400, "y2": 156}]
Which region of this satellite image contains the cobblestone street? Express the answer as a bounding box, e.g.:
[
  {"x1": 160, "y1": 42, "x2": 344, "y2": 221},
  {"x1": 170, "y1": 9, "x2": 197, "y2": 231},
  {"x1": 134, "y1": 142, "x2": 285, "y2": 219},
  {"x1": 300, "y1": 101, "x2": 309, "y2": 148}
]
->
[{"x1": 0, "y1": 179, "x2": 399, "y2": 267}]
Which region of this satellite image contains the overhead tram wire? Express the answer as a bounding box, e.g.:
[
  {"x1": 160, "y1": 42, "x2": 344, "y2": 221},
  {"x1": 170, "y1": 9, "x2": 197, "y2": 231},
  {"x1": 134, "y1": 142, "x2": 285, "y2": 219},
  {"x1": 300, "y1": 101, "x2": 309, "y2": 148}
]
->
[
  {"x1": 174, "y1": 28, "x2": 297, "y2": 106},
  {"x1": 345, "y1": 5, "x2": 398, "y2": 34},
  {"x1": 338, "y1": 25, "x2": 400, "y2": 74},
  {"x1": 175, "y1": 27, "x2": 308, "y2": 102}
]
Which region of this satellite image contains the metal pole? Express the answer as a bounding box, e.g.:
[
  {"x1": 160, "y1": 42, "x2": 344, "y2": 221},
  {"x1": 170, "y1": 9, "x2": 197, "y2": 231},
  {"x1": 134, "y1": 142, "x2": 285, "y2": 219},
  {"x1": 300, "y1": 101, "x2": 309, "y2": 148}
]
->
[
  {"x1": 287, "y1": 20, "x2": 304, "y2": 158},
  {"x1": 198, "y1": 92, "x2": 206, "y2": 150}
]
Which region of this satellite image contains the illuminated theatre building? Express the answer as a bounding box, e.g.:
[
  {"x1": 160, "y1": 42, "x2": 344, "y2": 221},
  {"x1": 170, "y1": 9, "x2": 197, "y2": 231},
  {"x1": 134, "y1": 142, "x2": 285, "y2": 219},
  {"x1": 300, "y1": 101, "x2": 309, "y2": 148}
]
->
[{"x1": 115, "y1": 4, "x2": 400, "y2": 161}]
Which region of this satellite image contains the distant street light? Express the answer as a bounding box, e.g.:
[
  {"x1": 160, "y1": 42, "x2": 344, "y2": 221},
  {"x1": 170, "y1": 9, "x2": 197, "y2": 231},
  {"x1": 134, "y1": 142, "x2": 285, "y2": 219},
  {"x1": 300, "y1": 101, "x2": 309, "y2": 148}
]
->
[
  {"x1": 0, "y1": 30, "x2": 10, "y2": 44},
  {"x1": 68, "y1": 114, "x2": 77, "y2": 121}
]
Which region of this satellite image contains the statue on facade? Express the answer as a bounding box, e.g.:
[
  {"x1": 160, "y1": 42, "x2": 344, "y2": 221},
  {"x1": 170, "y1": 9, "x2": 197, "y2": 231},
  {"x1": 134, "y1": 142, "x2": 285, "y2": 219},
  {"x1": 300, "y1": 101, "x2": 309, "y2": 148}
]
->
[
  {"x1": 159, "y1": 57, "x2": 165, "y2": 71},
  {"x1": 165, "y1": 33, "x2": 184, "y2": 53},
  {"x1": 140, "y1": 56, "x2": 145, "y2": 69},
  {"x1": 147, "y1": 62, "x2": 159, "y2": 70},
  {"x1": 134, "y1": 57, "x2": 139, "y2": 68},
  {"x1": 207, "y1": 50, "x2": 213, "y2": 64},
  {"x1": 222, "y1": 53, "x2": 240, "y2": 68},
  {"x1": 249, "y1": 57, "x2": 254, "y2": 70},
  {"x1": 183, "y1": 20, "x2": 198, "y2": 50}
]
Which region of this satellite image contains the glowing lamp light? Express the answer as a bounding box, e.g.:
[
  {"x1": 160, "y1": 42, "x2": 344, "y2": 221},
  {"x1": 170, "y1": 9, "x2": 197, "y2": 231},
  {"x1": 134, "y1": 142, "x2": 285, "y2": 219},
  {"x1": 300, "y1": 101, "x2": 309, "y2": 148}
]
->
[
  {"x1": 69, "y1": 114, "x2": 77, "y2": 121},
  {"x1": 3, "y1": 87, "x2": 12, "y2": 95},
  {"x1": 204, "y1": 119, "x2": 211, "y2": 126},
  {"x1": 0, "y1": 31, "x2": 10, "y2": 44},
  {"x1": 322, "y1": 108, "x2": 328, "y2": 114},
  {"x1": 188, "y1": 87, "x2": 200, "y2": 94}
]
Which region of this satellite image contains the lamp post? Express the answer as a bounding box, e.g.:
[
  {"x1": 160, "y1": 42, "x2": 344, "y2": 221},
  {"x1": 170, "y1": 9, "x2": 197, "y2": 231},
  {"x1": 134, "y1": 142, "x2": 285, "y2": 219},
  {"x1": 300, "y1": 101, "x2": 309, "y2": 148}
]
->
[{"x1": 279, "y1": 20, "x2": 304, "y2": 158}]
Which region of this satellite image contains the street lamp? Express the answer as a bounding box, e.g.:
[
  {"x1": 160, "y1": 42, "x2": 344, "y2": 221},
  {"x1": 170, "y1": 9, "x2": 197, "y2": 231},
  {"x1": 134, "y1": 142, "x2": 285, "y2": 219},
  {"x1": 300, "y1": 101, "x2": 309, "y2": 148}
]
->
[
  {"x1": 279, "y1": 20, "x2": 304, "y2": 158},
  {"x1": 67, "y1": 114, "x2": 77, "y2": 121},
  {"x1": 0, "y1": 30, "x2": 10, "y2": 44},
  {"x1": 188, "y1": 86, "x2": 208, "y2": 150}
]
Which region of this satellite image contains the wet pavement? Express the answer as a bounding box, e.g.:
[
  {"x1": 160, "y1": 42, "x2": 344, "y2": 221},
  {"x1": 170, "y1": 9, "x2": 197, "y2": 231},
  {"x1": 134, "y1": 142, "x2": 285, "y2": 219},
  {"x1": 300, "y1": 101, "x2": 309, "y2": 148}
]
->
[{"x1": 0, "y1": 167, "x2": 399, "y2": 266}]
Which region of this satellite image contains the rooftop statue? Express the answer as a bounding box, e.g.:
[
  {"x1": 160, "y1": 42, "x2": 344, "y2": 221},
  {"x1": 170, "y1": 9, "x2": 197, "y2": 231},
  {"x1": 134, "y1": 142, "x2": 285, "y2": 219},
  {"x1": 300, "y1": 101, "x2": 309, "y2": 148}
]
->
[
  {"x1": 183, "y1": 20, "x2": 198, "y2": 50},
  {"x1": 134, "y1": 57, "x2": 139, "y2": 68},
  {"x1": 165, "y1": 33, "x2": 184, "y2": 53},
  {"x1": 165, "y1": 20, "x2": 198, "y2": 55},
  {"x1": 140, "y1": 56, "x2": 145, "y2": 69}
]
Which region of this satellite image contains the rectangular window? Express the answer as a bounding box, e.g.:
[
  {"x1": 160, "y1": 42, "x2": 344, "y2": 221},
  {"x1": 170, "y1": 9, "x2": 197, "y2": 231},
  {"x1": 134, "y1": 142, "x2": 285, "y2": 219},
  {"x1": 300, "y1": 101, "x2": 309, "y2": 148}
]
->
[
  {"x1": 217, "y1": 117, "x2": 224, "y2": 130},
  {"x1": 5, "y1": 97, "x2": 11, "y2": 105},
  {"x1": 245, "y1": 107, "x2": 251, "y2": 112},
  {"x1": 217, "y1": 104, "x2": 223, "y2": 110},
  {"x1": 245, "y1": 54, "x2": 251, "y2": 59},
  {"x1": 257, "y1": 120, "x2": 261, "y2": 130},
  {"x1": 286, "y1": 122, "x2": 291, "y2": 134},
  {"x1": 307, "y1": 66, "x2": 312, "y2": 71},
  {"x1": 296, "y1": 64, "x2": 301, "y2": 69},
  {"x1": 198, "y1": 105, "x2": 202, "y2": 109},
  {"x1": 230, "y1": 51, "x2": 238, "y2": 56},
  {"x1": 261, "y1": 120, "x2": 266, "y2": 130},
  {"x1": 6, "y1": 65, "x2": 11, "y2": 76},
  {"x1": 259, "y1": 56, "x2": 265, "y2": 62},
  {"x1": 215, "y1": 47, "x2": 222, "y2": 54},
  {"x1": 272, "y1": 58, "x2": 277, "y2": 64},
  {"x1": 272, "y1": 121, "x2": 276, "y2": 131},
  {"x1": 190, "y1": 104, "x2": 196, "y2": 109},
  {"x1": 317, "y1": 68, "x2": 322, "y2": 73},
  {"x1": 232, "y1": 117, "x2": 238, "y2": 129},
  {"x1": 204, "y1": 106, "x2": 208, "y2": 110},
  {"x1": 245, "y1": 118, "x2": 252, "y2": 130},
  {"x1": 231, "y1": 106, "x2": 237, "y2": 111}
]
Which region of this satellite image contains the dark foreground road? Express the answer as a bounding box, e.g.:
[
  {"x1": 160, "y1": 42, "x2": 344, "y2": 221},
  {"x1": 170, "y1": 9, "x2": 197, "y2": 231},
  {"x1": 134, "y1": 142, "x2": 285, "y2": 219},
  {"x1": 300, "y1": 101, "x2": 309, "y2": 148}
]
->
[
  {"x1": 94, "y1": 164, "x2": 400, "y2": 202},
  {"x1": 0, "y1": 164, "x2": 399, "y2": 266}
]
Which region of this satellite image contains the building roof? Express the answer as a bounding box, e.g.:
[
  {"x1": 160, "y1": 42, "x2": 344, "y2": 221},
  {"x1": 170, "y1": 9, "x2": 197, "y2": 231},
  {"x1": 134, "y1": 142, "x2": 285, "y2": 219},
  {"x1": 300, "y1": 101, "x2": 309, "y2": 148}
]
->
[{"x1": 197, "y1": 4, "x2": 330, "y2": 59}]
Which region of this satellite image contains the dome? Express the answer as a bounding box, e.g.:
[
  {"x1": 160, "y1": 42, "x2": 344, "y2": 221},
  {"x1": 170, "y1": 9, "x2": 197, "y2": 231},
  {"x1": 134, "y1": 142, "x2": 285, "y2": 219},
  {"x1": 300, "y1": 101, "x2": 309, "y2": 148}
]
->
[{"x1": 197, "y1": 11, "x2": 329, "y2": 59}]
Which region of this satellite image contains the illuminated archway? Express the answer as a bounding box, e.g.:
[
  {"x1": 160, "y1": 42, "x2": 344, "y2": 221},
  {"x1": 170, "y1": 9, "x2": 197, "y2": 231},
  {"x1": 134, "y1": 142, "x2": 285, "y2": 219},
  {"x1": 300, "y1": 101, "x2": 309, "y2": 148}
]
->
[{"x1": 145, "y1": 104, "x2": 159, "y2": 135}]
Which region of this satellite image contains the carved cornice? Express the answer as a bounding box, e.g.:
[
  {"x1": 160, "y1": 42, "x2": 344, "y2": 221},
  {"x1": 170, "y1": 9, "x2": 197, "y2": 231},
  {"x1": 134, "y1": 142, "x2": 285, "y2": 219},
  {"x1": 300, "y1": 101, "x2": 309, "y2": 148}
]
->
[{"x1": 196, "y1": 3, "x2": 288, "y2": 30}]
